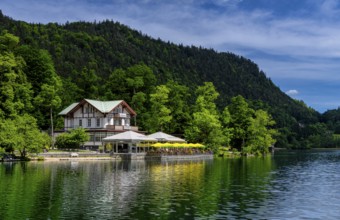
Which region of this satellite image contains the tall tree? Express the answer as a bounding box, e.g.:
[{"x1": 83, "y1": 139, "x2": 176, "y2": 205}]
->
[
  {"x1": 185, "y1": 82, "x2": 226, "y2": 151},
  {"x1": 245, "y1": 109, "x2": 277, "y2": 155},
  {"x1": 166, "y1": 81, "x2": 191, "y2": 134},
  {"x1": 147, "y1": 85, "x2": 172, "y2": 132},
  {"x1": 0, "y1": 31, "x2": 33, "y2": 119},
  {"x1": 77, "y1": 67, "x2": 100, "y2": 99},
  {"x1": 126, "y1": 63, "x2": 156, "y2": 95},
  {"x1": 194, "y1": 82, "x2": 219, "y2": 114},
  {"x1": 221, "y1": 107, "x2": 233, "y2": 147},
  {"x1": 227, "y1": 95, "x2": 254, "y2": 151},
  {"x1": 130, "y1": 91, "x2": 147, "y2": 127},
  {"x1": 104, "y1": 68, "x2": 130, "y2": 101},
  {"x1": 16, "y1": 44, "x2": 63, "y2": 131},
  {"x1": 34, "y1": 76, "x2": 62, "y2": 147},
  {"x1": 0, "y1": 114, "x2": 50, "y2": 158}
]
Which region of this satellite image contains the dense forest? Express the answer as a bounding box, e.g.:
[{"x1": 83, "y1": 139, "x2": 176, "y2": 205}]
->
[{"x1": 0, "y1": 11, "x2": 339, "y2": 152}]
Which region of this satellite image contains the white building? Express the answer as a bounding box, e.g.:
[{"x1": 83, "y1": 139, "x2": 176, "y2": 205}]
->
[{"x1": 58, "y1": 99, "x2": 138, "y2": 148}]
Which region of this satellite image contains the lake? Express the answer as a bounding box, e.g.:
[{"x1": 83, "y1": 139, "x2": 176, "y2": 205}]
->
[{"x1": 1, "y1": 150, "x2": 340, "y2": 219}]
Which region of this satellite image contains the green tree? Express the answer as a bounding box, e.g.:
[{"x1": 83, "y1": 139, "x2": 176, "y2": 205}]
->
[
  {"x1": 245, "y1": 109, "x2": 277, "y2": 155},
  {"x1": 0, "y1": 114, "x2": 50, "y2": 158},
  {"x1": 166, "y1": 81, "x2": 191, "y2": 134},
  {"x1": 15, "y1": 44, "x2": 63, "y2": 145},
  {"x1": 147, "y1": 85, "x2": 172, "y2": 132},
  {"x1": 104, "y1": 68, "x2": 130, "y2": 101},
  {"x1": 194, "y1": 82, "x2": 219, "y2": 114},
  {"x1": 130, "y1": 91, "x2": 147, "y2": 127},
  {"x1": 55, "y1": 128, "x2": 89, "y2": 149},
  {"x1": 34, "y1": 75, "x2": 62, "y2": 146},
  {"x1": 221, "y1": 107, "x2": 233, "y2": 147},
  {"x1": 185, "y1": 82, "x2": 226, "y2": 151},
  {"x1": 185, "y1": 108, "x2": 225, "y2": 151},
  {"x1": 303, "y1": 123, "x2": 333, "y2": 148},
  {"x1": 228, "y1": 95, "x2": 254, "y2": 151},
  {"x1": 77, "y1": 67, "x2": 100, "y2": 99},
  {"x1": 126, "y1": 63, "x2": 156, "y2": 95},
  {"x1": 0, "y1": 31, "x2": 33, "y2": 119}
]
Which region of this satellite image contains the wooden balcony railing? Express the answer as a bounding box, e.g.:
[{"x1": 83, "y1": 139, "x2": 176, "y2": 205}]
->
[{"x1": 106, "y1": 125, "x2": 138, "y2": 131}]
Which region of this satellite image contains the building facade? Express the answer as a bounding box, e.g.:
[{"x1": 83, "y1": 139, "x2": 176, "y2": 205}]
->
[{"x1": 58, "y1": 99, "x2": 138, "y2": 148}]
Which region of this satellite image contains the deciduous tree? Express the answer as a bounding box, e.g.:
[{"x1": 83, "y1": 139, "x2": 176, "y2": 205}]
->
[
  {"x1": 147, "y1": 85, "x2": 172, "y2": 132},
  {"x1": 245, "y1": 109, "x2": 277, "y2": 155},
  {"x1": 0, "y1": 114, "x2": 50, "y2": 158},
  {"x1": 228, "y1": 95, "x2": 254, "y2": 150},
  {"x1": 185, "y1": 82, "x2": 226, "y2": 151},
  {"x1": 55, "y1": 128, "x2": 89, "y2": 150}
]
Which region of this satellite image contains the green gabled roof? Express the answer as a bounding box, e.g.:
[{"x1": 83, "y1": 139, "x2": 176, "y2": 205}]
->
[
  {"x1": 85, "y1": 99, "x2": 122, "y2": 113},
  {"x1": 58, "y1": 102, "x2": 78, "y2": 115},
  {"x1": 58, "y1": 99, "x2": 136, "y2": 116}
]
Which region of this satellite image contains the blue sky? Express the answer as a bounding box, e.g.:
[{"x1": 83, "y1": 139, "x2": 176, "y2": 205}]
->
[{"x1": 1, "y1": 0, "x2": 340, "y2": 113}]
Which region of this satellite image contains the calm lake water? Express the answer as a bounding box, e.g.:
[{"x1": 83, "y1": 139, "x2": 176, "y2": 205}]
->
[{"x1": 1, "y1": 150, "x2": 340, "y2": 219}]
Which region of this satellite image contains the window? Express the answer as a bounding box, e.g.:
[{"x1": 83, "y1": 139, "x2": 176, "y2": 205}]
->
[
  {"x1": 114, "y1": 118, "x2": 121, "y2": 126},
  {"x1": 79, "y1": 119, "x2": 82, "y2": 127},
  {"x1": 96, "y1": 118, "x2": 100, "y2": 127},
  {"x1": 88, "y1": 119, "x2": 91, "y2": 127},
  {"x1": 89, "y1": 134, "x2": 95, "y2": 142}
]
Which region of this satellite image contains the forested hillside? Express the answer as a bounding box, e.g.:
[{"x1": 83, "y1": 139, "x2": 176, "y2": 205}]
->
[{"x1": 0, "y1": 11, "x2": 335, "y2": 149}]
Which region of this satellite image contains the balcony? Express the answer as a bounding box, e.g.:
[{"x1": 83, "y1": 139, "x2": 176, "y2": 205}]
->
[
  {"x1": 106, "y1": 125, "x2": 138, "y2": 131},
  {"x1": 110, "y1": 113, "x2": 130, "y2": 118}
]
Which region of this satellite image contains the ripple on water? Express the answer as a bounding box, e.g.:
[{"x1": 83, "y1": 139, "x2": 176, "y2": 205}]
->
[{"x1": 2, "y1": 151, "x2": 340, "y2": 219}]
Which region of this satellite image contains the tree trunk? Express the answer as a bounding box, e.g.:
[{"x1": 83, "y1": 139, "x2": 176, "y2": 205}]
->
[
  {"x1": 51, "y1": 107, "x2": 54, "y2": 149},
  {"x1": 20, "y1": 149, "x2": 26, "y2": 159}
]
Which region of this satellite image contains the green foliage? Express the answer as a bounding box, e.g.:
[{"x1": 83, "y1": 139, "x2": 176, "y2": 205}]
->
[
  {"x1": 55, "y1": 128, "x2": 89, "y2": 149},
  {"x1": 225, "y1": 96, "x2": 277, "y2": 155},
  {"x1": 105, "y1": 143, "x2": 113, "y2": 152},
  {"x1": 227, "y1": 95, "x2": 254, "y2": 150},
  {"x1": 147, "y1": 85, "x2": 172, "y2": 133},
  {"x1": 103, "y1": 64, "x2": 156, "y2": 130},
  {"x1": 77, "y1": 67, "x2": 100, "y2": 99},
  {"x1": 0, "y1": 32, "x2": 33, "y2": 119},
  {"x1": 195, "y1": 82, "x2": 219, "y2": 112},
  {"x1": 185, "y1": 83, "x2": 227, "y2": 152},
  {"x1": 0, "y1": 15, "x2": 333, "y2": 149},
  {"x1": 126, "y1": 64, "x2": 156, "y2": 95},
  {"x1": 0, "y1": 114, "x2": 50, "y2": 158},
  {"x1": 17, "y1": 46, "x2": 63, "y2": 130},
  {"x1": 185, "y1": 108, "x2": 226, "y2": 151},
  {"x1": 166, "y1": 81, "x2": 191, "y2": 133},
  {"x1": 246, "y1": 110, "x2": 277, "y2": 155},
  {"x1": 221, "y1": 107, "x2": 233, "y2": 146},
  {"x1": 0, "y1": 30, "x2": 19, "y2": 51}
]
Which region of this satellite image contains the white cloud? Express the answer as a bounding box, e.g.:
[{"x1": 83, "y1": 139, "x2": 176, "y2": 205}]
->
[{"x1": 286, "y1": 90, "x2": 299, "y2": 96}]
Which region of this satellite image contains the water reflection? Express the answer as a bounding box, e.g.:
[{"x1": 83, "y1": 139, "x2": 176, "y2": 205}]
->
[{"x1": 2, "y1": 151, "x2": 340, "y2": 219}]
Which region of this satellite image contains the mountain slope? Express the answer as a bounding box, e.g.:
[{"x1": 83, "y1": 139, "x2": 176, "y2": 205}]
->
[{"x1": 0, "y1": 11, "x2": 321, "y2": 147}]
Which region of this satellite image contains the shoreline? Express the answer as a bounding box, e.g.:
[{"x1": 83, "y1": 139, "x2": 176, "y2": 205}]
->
[{"x1": 31, "y1": 152, "x2": 214, "y2": 162}]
